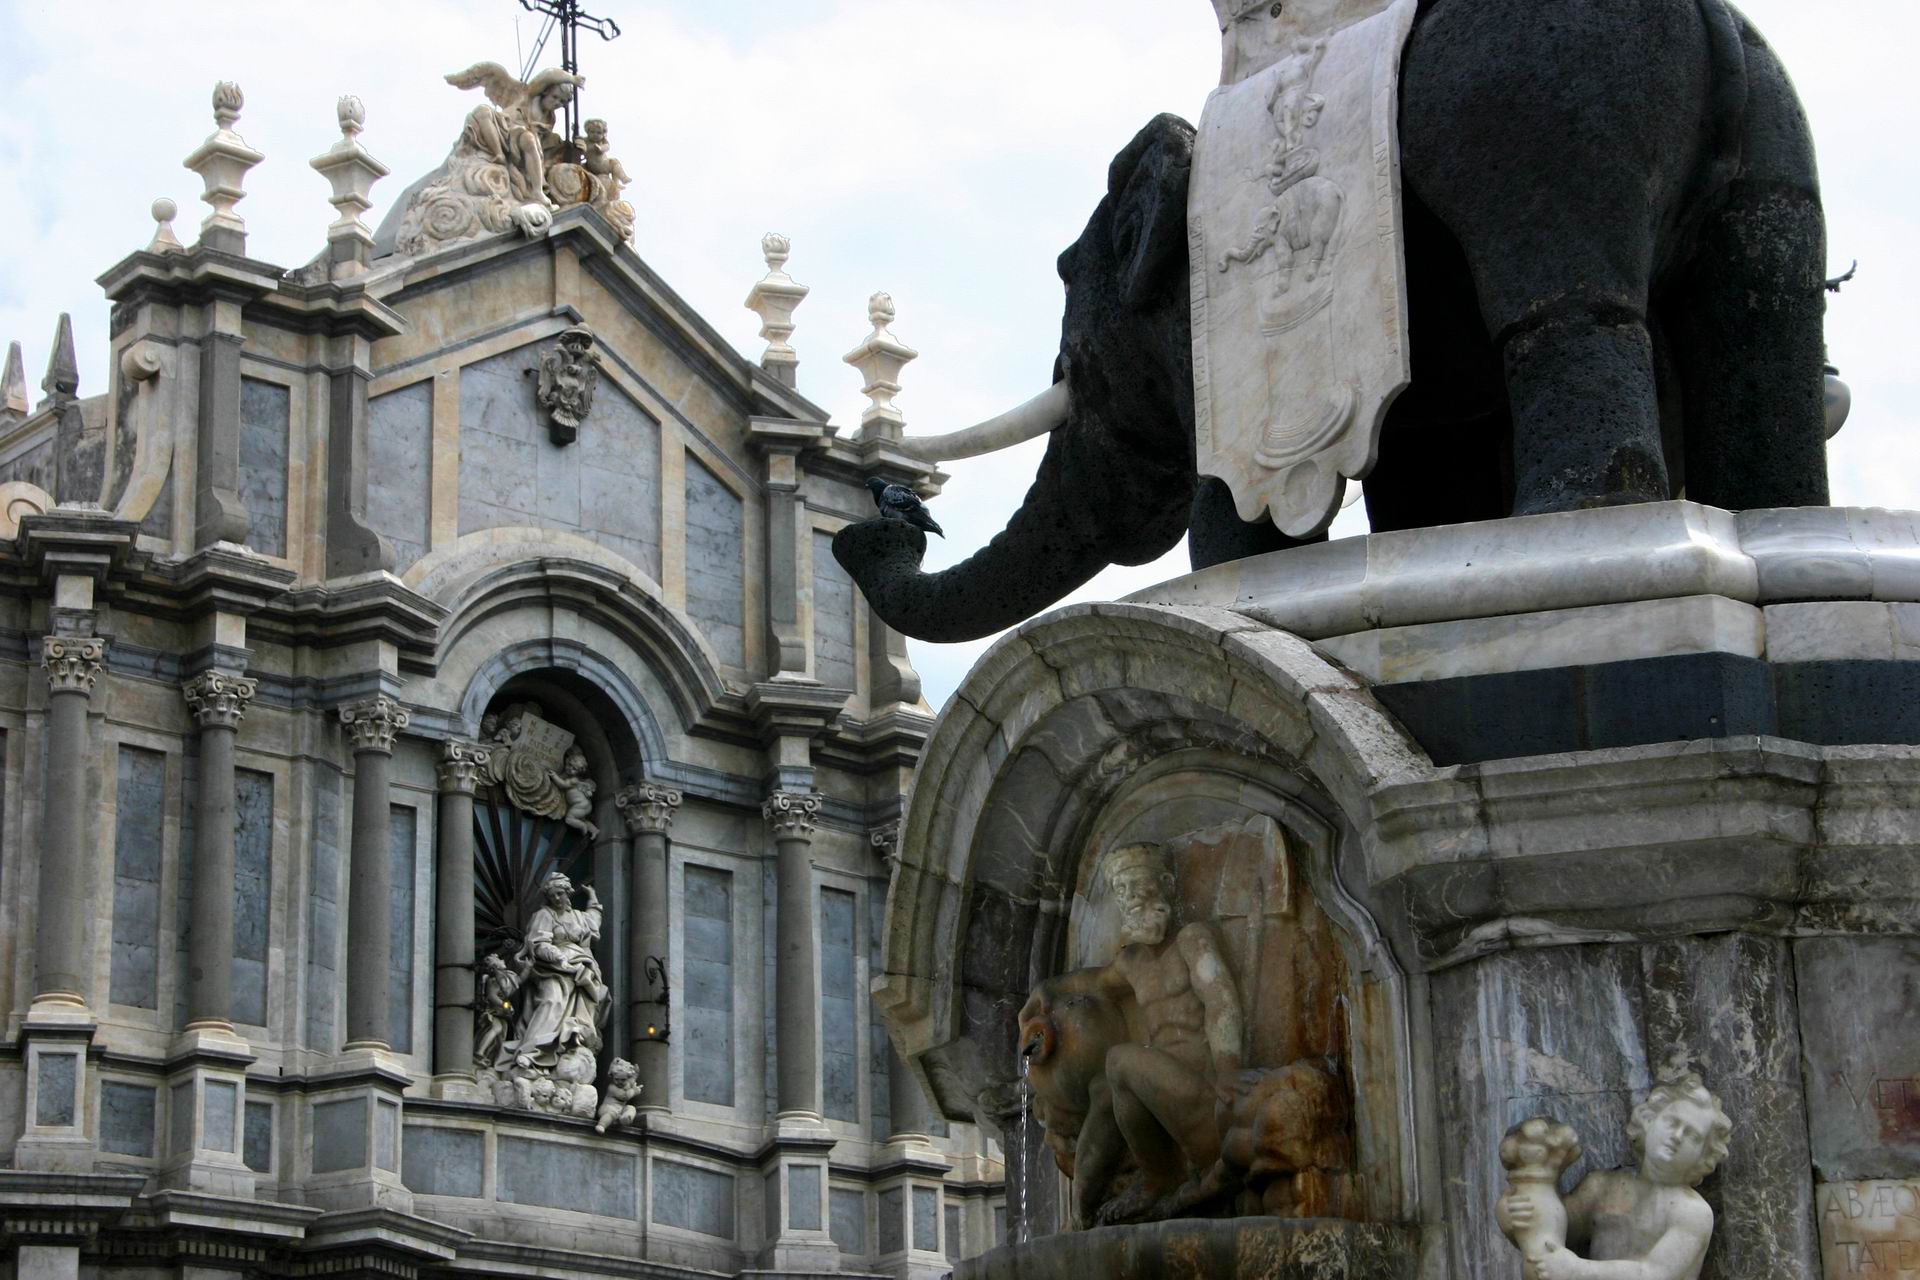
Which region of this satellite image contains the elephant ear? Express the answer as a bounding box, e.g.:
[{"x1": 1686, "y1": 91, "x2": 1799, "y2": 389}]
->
[{"x1": 1107, "y1": 113, "x2": 1197, "y2": 312}]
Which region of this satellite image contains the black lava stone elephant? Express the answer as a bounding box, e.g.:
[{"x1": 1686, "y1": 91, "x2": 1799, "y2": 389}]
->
[{"x1": 834, "y1": 0, "x2": 1831, "y2": 644}]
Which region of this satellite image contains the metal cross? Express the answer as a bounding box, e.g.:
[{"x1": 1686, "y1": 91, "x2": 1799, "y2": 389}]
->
[{"x1": 518, "y1": 0, "x2": 622, "y2": 141}]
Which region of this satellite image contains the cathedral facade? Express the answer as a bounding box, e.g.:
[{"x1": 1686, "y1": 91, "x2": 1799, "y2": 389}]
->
[{"x1": 0, "y1": 78, "x2": 999, "y2": 1280}]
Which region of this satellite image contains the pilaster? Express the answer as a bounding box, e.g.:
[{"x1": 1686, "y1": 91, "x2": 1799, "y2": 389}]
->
[{"x1": 431, "y1": 740, "x2": 489, "y2": 1099}]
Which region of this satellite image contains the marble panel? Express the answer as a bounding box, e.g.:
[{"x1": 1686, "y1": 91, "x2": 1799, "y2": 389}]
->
[
  {"x1": 34, "y1": 1053, "x2": 75, "y2": 1126},
  {"x1": 790, "y1": 1163, "x2": 822, "y2": 1231},
  {"x1": 821, "y1": 887, "x2": 858, "y2": 1123},
  {"x1": 170, "y1": 1080, "x2": 193, "y2": 1155},
  {"x1": 913, "y1": 1186, "x2": 939, "y2": 1252},
  {"x1": 305, "y1": 766, "x2": 342, "y2": 1051},
  {"x1": 174, "y1": 753, "x2": 197, "y2": 1030},
  {"x1": 831, "y1": 1186, "x2": 866, "y2": 1255},
  {"x1": 868, "y1": 891, "x2": 893, "y2": 1140},
  {"x1": 684, "y1": 455, "x2": 744, "y2": 668},
  {"x1": 1799, "y1": 937, "x2": 1920, "y2": 1182},
  {"x1": 374, "y1": 1098, "x2": 399, "y2": 1172},
  {"x1": 110, "y1": 745, "x2": 165, "y2": 1009},
  {"x1": 204, "y1": 1080, "x2": 237, "y2": 1153},
  {"x1": 100, "y1": 1082, "x2": 156, "y2": 1157},
  {"x1": 1817, "y1": 1180, "x2": 1920, "y2": 1278},
  {"x1": 238, "y1": 377, "x2": 289, "y2": 558},
  {"x1": 812, "y1": 529, "x2": 856, "y2": 690},
  {"x1": 879, "y1": 1186, "x2": 905, "y2": 1255},
  {"x1": 402, "y1": 1125, "x2": 482, "y2": 1198},
  {"x1": 233, "y1": 769, "x2": 272, "y2": 1026},
  {"x1": 651, "y1": 1158, "x2": 734, "y2": 1237},
  {"x1": 388, "y1": 806, "x2": 416, "y2": 1055},
  {"x1": 243, "y1": 1100, "x2": 272, "y2": 1174},
  {"x1": 366, "y1": 380, "x2": 432, "y2": 570},
  {"x1": 311, "y1": 1096, "x2": 367, "y2": 1173},
  {"x1": 946, "y1": 1202, "x2": 962, "y2": 1261},
  {"x1": 683, "y1": 864, "x2": 734, "y2": 1107},
  {"x1": 499, "y1": 1135, "x2": 636, "y2": 1219}
]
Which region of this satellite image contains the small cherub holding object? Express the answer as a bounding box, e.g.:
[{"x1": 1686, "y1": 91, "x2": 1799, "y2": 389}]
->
[
  {"x1": 578, "y1": 119, "x2": 631, "y2": 191},
  {"x1": 474, "y1": 951, "x2": 520, "y2": 1069},
  {"x1": 596, "y1": 1057, "x2": 644, "y2": 1133},
  {"x1": 552, "y1": 747, "x2": 599, "y2": 841},
  {"x1": 1498, "y1": 1074, "x2": 1731, "y2": 1280}
]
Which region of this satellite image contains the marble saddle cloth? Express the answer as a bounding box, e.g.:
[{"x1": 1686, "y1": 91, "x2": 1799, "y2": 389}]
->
[{"x1": 1190, "y1": 0, "x2": 1419, "y2": 538}]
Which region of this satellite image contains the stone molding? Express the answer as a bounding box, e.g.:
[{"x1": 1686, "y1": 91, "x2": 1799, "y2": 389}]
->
[
  {"x1": 436, "y1": 739, "x2": 491, "y2": 795},
  {"x1": 41, "y1": 636, "x2": 105, "y2": 695},
  {"x1": 181, "y1": 670, "x2": 257, "y2": 730},
  {"x1": 339, "y1": 694, "x2": 410, "y2": 755},
  {"x1": 616, "y1": 782, "x2": 683, "y2": 836},
  {"x1": 762, "y1": 790, "x2": 821, "y2": 839},
  {"x1": 870, "y1": 822, "x2": 901, "y2": 862}
]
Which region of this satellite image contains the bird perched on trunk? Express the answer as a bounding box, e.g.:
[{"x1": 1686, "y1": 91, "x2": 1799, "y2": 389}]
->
[{"x1": 865, "y1": 476, "x2": 944, "y2": 538}]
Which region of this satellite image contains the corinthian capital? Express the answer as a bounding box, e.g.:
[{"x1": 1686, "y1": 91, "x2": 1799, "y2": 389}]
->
[
  {"x1": 762, "y1": 790, "x2": 821, "y2": 839},
  {"x1": 436, "y1": 739, "x2": 491, "y2": 795},
  {"x1": 870, "y1": 822, "x2": 902, "y2": 862},
  {"x1": 340, "y1": 694, "x2": 410, "y2": 755},
  {"x1": 616, "y1": 782, "x2": 683, "y2": 836},
  {"x1": 42, "y1": 636, "x2": 105, "y2": 694},
  {"x1": 182, "y1": 669, "x2": 257, "y2": 730}
]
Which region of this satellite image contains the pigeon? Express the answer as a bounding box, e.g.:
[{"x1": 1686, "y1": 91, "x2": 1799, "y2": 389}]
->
[{"x1": 865, "y1": 476, "x2": 944, "y2": 538}]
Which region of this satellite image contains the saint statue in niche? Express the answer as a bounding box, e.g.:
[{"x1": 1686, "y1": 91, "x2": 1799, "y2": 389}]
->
[
  {"x1": 1497, "y1": 1074, "x2": 1731, "y2": 1280},
  {"x1": 507, "y1": 870, "x2": 608, "y2": 1071}
]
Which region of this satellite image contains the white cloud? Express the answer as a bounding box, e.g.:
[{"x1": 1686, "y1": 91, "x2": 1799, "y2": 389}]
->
[{"x1": 0, "y1": 1, "x2": 1911, "y2": 714}]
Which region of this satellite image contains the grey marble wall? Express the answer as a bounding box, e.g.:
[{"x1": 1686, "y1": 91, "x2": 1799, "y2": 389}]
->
[
  {"x1": 1798, "y1": 936, "x2": 1920, "y2": 1182},
  {"x1": 173, "y1": 753, "x2": 197, "y2": 1030},
  {"x1": 878, "y1": 1186, "x2": 904, "y2": 1255},
  {"x1": 867, "y1": 889, "x2": 893, "y2": 1138},
  {"x1": 100, "y1": 1081, "x2": 155, "y2": 1157},
  {"x1": 311, "y1": 1096, "x2": 366, "y2": 1174},
  {"x1": 110, "y1": 745, "x2": 165, "y2": 1009},
  {"x1": 683, "y1": 863, "x2": 734, "y2": 1107},
  {"x1": 821, "y1": 887, "x2": 858, "y2": 1123},
  {"x1": 684, "y1": 456, "x2": 744, "y2": 668},
  {"x1": 651, "y1": 1158, "x2": 734, "y2": 1238},
  {"x1": 831, "y1": 1186, "x2": 866, "y2": 1256},
  {"x1": 243, "y1": 1099, "x2": 272, "y2": 1175},
  {"x1": 790, "y1": 1163, "x2": 823, "y2": 1230},
  {"x1": 0, "y1": 439, "x2": 54, "y2": 497},
  {"x1": 812, "y1": 530, "x2": 855, "y2": 690},
  {"x1": 499, "y1": 1136, "x2": 637, "y2": 1217},
  {"x1": 402, "y1": 1125, "x2": 483, "y2": 1198},
  {"x1": 913, "y1": 1186, "x2": 938, "y2": 1252},
  {"x1": 456, "y1": 344, "x2": 664, "y2": 581},
  {"x1": 367, "y1": 381, "x2": 433, "y2": 570},
  {"x1": 238, "y1": 377, "x2": 289, "y2": 558}
]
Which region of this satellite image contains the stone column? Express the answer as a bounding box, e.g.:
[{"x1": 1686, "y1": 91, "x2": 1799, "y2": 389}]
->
[
  {"x1": 340, "y1": 695, "x2": 409, "y2": 1052},
  {"x1": 35, "y1": 636, "x2": 104, "y2": 1008},
  {"x1": 432, "y1": 740, "x2": 488, "y2": 1087},
  {"x1": 180, "y1": 670, "x2": 257, "y2": 1033},
  {"x1": 765, "y1": 791, "x2": 823, "y2": 1120},
  {"x1": 617, "y1": 782, "x2": 682, "y2": 1106}
]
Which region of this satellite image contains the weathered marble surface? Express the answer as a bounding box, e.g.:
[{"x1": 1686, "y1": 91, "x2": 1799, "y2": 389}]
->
[
  {"x1": 955, "y1": 1217, "x2": 1418, "y2": 1279},
  {"x1": 1816, "y1": 1180, "x2": 1920, "y2": 1278}
]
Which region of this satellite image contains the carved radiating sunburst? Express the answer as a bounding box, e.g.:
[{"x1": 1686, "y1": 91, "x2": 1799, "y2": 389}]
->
[{"x1": 472, "y1": 786, "x2": 593, "y2": 962}]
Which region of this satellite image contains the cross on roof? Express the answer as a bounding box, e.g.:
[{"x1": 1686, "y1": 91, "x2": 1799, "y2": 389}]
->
[{"x1": 518, "y1": 0, "x2": 622, "y2": 139}]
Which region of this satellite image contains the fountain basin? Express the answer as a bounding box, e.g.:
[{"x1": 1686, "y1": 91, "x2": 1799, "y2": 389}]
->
[{"x1": 955, "y1": 1218, "x2": 1421, "y2": 1280}]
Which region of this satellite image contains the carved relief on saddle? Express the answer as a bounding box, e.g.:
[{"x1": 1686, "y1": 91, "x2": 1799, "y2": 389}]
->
[{"x1": 1017, "y1": 817, "x2": 1361, "y2": 1228}]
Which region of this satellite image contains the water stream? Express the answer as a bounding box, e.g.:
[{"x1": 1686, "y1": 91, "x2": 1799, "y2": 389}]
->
[{"x1": 1017, "y1": 1050, "x2": 1032, "y2": 1245}]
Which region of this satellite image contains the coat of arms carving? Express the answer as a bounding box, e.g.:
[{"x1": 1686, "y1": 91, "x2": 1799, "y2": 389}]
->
[
  {"x1": 481, "y1": 702, "x2": 599, "y2": 839},
  {"x1": 1192, "y1": 0, "x2": 1419, "y2": 537}
]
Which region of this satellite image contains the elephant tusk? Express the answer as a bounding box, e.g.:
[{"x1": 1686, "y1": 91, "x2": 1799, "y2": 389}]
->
[{"x1": 897, "y1": 380, "x2": 1070, "y2": 462}]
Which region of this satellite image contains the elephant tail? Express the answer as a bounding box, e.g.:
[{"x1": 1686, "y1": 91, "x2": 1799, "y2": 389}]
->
[{"x1": 1695, "y1": 0, "x2": 1750, "y2": 195}]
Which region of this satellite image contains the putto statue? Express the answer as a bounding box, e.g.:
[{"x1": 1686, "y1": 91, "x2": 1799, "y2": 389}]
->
[
  {"x1": 392, "y1": 61, "x2": 636, "y2": 256},
  {"x1": 475, "y1": 871, "x2": 612, "y2": 1120},
  {"x1": 1497, "y1": 1075, "x2": 1731, "y2": 1280}
]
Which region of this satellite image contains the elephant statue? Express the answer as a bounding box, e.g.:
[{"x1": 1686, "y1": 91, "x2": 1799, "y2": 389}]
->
[{"x1": 834, "y1": 0, "x2": 1831, "y2": 644}]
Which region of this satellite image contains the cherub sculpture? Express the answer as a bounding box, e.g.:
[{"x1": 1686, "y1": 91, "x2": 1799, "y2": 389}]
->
[
  {"x1": 549, "y1": 745, "x2": 600, "y2": 838},
  {"x1": 1497, "y1": 1074, "x2": 1731, "y2": 1280},
  {"x1": 576, "y1": 118, "x2": 637, "y2": 240},
  {"x1": 596, "y1": 1057, "x2": 643, "y2": 1132},
  {"x1": 473, "y1": 950, "x2": 520, "y2": 1069}
]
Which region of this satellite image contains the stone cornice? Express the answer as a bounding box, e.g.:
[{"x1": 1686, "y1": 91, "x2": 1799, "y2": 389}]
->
[
  {"x1": 252, "y1": 573, "x2": 445, "y2": 658},
  {"x1": 616, "y1": 782, "x2": 684, "y2": 835},
  {"x1": 181, "y1": 669, "x2": 257, "y2": 730},
  {"x1": 16, "y1": 510, "x2": 142, "y2": 586},
  {"x1": 762, "y1": 790, "x2": 821, "y2": 840},
  {"x1": 745, "y1": 681, "x2": 850, "y2": 745},
  {"x1": 435, "y1": 739, "x2": 490, "y2": 795},
  {"x1": 340, "y1": 694, "x2": 410, "y2": 755},
  {"x1": 41, "y1": 636, "x2": 105, "y2": 695}
]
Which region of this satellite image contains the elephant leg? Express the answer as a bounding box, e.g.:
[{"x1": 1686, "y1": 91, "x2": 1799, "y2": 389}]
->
[{"x1": 1664, "y1": 17, "x2": 1829, "y2": 509}]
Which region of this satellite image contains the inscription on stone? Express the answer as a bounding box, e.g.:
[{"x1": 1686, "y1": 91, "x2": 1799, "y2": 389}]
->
[{"x1": 1820, "y1": 1181, "x2": 1920, "y2": 1277}]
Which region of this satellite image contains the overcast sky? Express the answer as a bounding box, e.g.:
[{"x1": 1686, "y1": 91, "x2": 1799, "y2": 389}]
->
[{"x1": 1, "y1": 1, "x2": 1912, "y2": 710}]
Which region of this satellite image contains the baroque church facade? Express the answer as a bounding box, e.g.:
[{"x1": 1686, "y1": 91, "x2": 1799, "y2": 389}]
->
[{"x1": 0, "y1": 75, "x2": 1001, "y2": 1279}]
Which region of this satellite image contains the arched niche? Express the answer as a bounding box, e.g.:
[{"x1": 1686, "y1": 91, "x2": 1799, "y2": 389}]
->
[{"x1": 875, "y1": 602, "x2": 1432, "y2": 1224}]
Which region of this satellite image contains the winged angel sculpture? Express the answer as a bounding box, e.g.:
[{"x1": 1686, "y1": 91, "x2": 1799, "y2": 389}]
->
[{"x1": 394, "y1": 62, "x2": 635, "y2": 255}]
